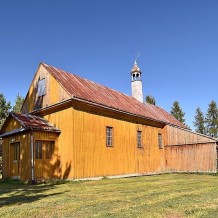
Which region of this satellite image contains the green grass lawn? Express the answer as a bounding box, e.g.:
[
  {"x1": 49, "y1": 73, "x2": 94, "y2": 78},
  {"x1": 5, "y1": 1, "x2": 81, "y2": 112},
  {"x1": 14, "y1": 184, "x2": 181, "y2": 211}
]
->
[{"x1": 0, "y1": 174, "x2": 217, "y2": 218}]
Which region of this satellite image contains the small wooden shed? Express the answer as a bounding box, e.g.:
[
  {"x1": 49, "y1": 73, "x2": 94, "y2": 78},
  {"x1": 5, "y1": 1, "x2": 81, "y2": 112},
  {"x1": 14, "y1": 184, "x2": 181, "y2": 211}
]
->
[{"x1": 0, "y1": 113, "x2": 60, "y2": 180}]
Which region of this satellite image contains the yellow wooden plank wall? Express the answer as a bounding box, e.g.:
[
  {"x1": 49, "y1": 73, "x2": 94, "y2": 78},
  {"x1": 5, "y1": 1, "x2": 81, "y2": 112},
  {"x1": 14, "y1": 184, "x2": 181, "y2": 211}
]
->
[
  {"x1": 2, "y1": 117, "x2": 21, "y2": 133},
  {"x1": 2, "y1": 138, "x2": 10, "y2": 178},
  {"x1": 165, "y1": 143, "x2": 217, "y2": 172},
  {"x1": 22, "y1": 65, "x2": 49, "y2": 113},
  {"x1": 2, "y1": 132, "x2": 31, "y2": 181},
  {"x1": 71, "y1": 108, "x2": 165, "y2": 179},
  {"x1": 20, "y1": 133, "x2": 31, "y2": 180},
  {"x1": 33, "y1": 131, "x2": 59, "y2": 179},
  {"x1": 44, "y1": 108, "x2": 73, "y2": 179},
  {"x1": 43, "y1": 106, "x2": 165, "y2": 179},
  {"x1": 3, "y1": 130, "x2": 60, "y2": 181},
  {"x1": 3, "y1": 108, "x2": 217, "y2": 181},
  {"x1": 164, "y1": 125, "x2": 215, "y2": 145}
]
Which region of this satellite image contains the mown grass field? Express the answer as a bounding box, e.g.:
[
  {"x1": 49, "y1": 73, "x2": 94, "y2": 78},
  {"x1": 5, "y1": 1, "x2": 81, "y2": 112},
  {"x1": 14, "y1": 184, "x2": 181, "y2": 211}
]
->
[{"x1": 0, "y1": 174, "x2": 217, "y2": 218}]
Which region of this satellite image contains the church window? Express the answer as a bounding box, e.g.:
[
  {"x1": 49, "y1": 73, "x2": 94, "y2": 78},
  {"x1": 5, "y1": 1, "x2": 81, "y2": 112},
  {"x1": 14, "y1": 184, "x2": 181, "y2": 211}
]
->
[
  {"x1": 137, "y1": 131, "x2": 142, "y2": 148},
  {"x1": 106, "y1": 126, "x2": 113, "y2": 147},
  {"x1": 158, "y1": 133, "x2": 163, "y2": 149}
]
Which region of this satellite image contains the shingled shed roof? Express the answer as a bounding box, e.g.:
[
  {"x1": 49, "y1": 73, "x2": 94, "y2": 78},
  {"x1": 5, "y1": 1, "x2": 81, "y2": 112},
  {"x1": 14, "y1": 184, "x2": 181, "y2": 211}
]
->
[
  {"x1": 0, "y1": 113, "x2": 60, "y2": 138},
  {"x1": 42, "y1": 63, "x2": 188, "y2": 129}
]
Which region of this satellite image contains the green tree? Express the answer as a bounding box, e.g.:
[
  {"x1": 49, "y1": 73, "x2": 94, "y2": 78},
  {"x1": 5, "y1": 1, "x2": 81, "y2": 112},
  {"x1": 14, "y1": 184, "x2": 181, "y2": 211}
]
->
[
  {"x1": 170, "y1": 101, "x2": 185, "y2": 124},
  {"x1": 145, "y1": 95, "x2": 156, "y2": 105},
  {"x1": 205, "y1": 100, "x2": 218, "y2": 138},
  {"x1": 0, "y1": 93, "x2": 11, "y2": 128},
  {"x1": 12, "y1": 93, "x2": 24, "y2": 113},
  {"x1": 193, "y1": 107, "x2": 206, "y2": 134}
]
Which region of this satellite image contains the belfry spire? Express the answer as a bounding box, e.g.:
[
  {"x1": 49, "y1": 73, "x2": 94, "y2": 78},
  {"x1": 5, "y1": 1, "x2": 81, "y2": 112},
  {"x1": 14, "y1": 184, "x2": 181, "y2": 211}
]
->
[{"x1": 131, "y1": 61, "x2": 143, "y2": 103}]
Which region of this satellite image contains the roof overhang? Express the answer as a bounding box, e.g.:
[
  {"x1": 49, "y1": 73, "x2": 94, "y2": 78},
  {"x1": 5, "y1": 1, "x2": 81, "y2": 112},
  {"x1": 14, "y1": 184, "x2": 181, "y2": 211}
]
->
[
  {"x1": 0, "y1": 128, "x2": 27, "y2": 138},
  {"x1": 0, "y1": 113, "x2": 61, "y2": 138},
  {"x1": 0, "y1": 127, "x2": 61, "y2": 138},
  {"x1": 31, "y1": 97, "x2": 167, "y2": 128}
]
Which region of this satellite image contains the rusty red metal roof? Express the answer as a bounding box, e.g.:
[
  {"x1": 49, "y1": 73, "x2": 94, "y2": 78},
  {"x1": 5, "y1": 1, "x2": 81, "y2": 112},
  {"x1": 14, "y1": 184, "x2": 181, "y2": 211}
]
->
[
  {"x1": 0, "y1": 113, "x2": 60, "y2": 138},
  {"x1": 12, "y1": 113, "x2": 60, "y2": 131},
  {"x1": 42, "y1": 63, "x2": 188, "y2": 129}
]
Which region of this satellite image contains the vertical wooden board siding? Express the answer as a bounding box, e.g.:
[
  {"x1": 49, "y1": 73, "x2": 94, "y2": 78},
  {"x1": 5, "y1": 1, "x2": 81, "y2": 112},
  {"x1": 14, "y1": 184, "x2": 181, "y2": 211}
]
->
[
  {"x1": 162, "y1": 125, "x2": 168, "y2": 147},
  {"x1": 2, "y1": 133, "x2": 31, "y2": 181},
  {"x1": 22, "y1": 65, "x2": 49, "y2": 112},
  {"x1": 165, "y1": 125, "x2": 215, "y2": 145},
  {"x1": 22, "y1": 64, "x2": 71, "y2": 113},
  {"x1": 1, "y1": 116, "x2": 32, "y2": 180},
  {"x1": 20, "y1": 133, "x2": 31, "y2": 181},
  {"x1": 2, "y1": 138, "x2": 10, "y2": 178},
  {"x1": 44, "y1": 107, "x2": 73, "y2": 179},
  {"x1": 48, "y1": 72, "x2": 59, "y2": 105},
  {"x1": 165, "y1": 143, "x2": 217, "y2": 172},
  {"x1": 71, "y1": 108, "x2": 165, "y2": 179},
  {"x1": 33, "y1": 131, "x2": 59, "y2": 179},
  {"x1": 1, "y1": 117, "x2": 21, "y2": 133}
]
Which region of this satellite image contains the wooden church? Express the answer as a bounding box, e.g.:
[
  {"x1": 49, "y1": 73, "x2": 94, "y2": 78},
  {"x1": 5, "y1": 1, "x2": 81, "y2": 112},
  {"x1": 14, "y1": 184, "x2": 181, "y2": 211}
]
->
[{"x1": 0, "y1": 62, "x2": 217, "y2": 182}]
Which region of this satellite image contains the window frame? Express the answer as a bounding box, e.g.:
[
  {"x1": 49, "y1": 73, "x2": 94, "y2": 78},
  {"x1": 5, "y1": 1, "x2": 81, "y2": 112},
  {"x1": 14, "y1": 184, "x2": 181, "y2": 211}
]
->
[
  {"x1": 13, "y1": 143, "x2": 20, "y2": 161},
  {"x1": 137, "y1": 130, "x2": 143, "y2": 148},
  {"x1": 35, "y1": 141, "x2": 43, "y2": 159},
  {"x1": 37, "y1": 78, "x2": 46, "y2": 97},
  {"x1": 106, "y1": 126, "x2": 113, "y2": 147},
  {"x1": 45, "y1": 141, "x2": 55, "y2": 159},
  {"x1": 158, "y1": 133, "x2": 163, "y2": 149}
]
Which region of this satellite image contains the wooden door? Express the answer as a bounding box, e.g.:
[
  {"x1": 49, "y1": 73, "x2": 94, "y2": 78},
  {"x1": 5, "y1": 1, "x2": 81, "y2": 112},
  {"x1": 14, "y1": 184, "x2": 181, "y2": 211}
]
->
[
  {"x1": 34, "y1": 141, "x2": 55, "y2": 179},
  {"x1": 11, "y1": 142, "x2": 20, "y2": 178},
  {"x1": 43, "y1": 141, "x2": 55, "y2": 178}
]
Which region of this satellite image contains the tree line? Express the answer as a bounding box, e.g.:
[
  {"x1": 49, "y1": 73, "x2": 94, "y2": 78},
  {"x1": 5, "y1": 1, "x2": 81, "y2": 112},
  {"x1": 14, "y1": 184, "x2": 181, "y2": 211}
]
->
[
  {"x1": 0, "y1": 93, "x2": 24, "y2": 128},
  {"x1": 146, "y1": 95, "x2": 218, "y2": 138},
  {"x1": 0, "y1": 93, "x2": 217, "y2": 138}
]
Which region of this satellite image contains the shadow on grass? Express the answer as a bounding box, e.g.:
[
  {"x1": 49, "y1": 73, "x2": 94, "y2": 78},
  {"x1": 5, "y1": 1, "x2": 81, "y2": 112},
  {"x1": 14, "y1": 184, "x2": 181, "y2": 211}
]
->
[
  {"x1": 0, "y1": 179, "x2": 68, "y2": 207},
  {"x1": 0, "y1": 157, "x2": 72, "y2": 207},
  {"x1": 0, "y1": 192, "x2": 64, "y2": 207}
]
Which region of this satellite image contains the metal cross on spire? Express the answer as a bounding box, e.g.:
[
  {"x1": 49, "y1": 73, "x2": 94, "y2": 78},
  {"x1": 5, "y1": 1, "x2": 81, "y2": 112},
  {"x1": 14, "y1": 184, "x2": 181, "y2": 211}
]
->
[{"x1": 134, "y1": 51, "x2": 140, "y2": 65}]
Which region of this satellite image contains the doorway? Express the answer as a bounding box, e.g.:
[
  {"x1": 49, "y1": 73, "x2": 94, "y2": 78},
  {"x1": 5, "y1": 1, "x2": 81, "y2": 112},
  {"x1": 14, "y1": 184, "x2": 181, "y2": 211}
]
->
[
  {"x1": 34, "y1": 141, "x2": 55, "y2": 179},
  {"x1": 10, "y1": 142, "x2": 20, "y2": 178}
]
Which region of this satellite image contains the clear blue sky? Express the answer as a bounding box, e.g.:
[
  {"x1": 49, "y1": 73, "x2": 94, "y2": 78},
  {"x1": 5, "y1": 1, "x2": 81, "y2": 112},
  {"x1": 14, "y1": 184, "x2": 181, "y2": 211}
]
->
[{"x1": 0, "y1": 0, "x2": 218, "y2": 129}]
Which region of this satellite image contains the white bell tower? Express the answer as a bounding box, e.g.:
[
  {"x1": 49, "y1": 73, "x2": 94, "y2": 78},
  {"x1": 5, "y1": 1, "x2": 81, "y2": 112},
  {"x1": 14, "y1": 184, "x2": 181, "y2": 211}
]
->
[{"x1": 131, "y1": 60, "x2": 143, "y2": 103}]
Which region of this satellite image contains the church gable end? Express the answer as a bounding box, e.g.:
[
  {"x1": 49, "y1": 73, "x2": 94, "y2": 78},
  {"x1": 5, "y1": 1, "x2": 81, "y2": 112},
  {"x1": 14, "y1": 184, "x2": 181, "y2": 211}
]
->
[{"x1": 21, "y1": 63, "x2": 71, "y2": 113}]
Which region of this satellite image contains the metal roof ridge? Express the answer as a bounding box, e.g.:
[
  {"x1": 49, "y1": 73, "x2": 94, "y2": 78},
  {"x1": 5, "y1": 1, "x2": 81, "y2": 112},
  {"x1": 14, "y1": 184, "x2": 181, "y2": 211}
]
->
[
  {"x1": 44, "y1": 62, "x2": 131, "y2": 98},
  {"x1": 10, "y1": 112, "x2": 27, "y2": 128},
  {"x1": 10, "y1": 112, "x2": 61, "y2": 132},
  {"x1": 41, "y1": 62, "x2": 188, "y2": 130}
]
